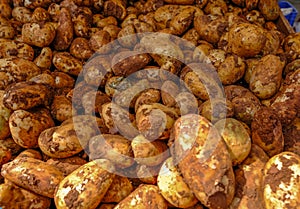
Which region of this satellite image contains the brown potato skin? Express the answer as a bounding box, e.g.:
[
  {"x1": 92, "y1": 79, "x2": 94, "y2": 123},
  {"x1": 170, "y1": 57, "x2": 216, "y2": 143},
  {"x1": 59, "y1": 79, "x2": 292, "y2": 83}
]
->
[
  {"x1": 258, "y1": 0, "x2": 280, "y2": 21},
  {"x1": 52, "y1": 52, "x2": 83, "y2": 76},
  {"x1": 1, "y1": 157, "x2": 64, "y2": 198},
  {"x1": 251, "y1": 107, "x2": 284, "y2": 157},
  {"x1": 173, "y1": 114, "x2": 235, "y2": 209},
  {"x1": 249, "y1": 55, "x2": 285, "y2": 99},
  {"x1": 114, "y1": 184, "x2": 168, "y2": 209}
]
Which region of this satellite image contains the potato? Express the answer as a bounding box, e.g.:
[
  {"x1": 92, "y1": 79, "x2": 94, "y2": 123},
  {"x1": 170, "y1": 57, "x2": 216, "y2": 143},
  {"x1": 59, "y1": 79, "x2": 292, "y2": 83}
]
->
[
  {"x1": 157, "y1": 157, "x2": 198, "y2": 208},
  {"x1": 0, "y1": 40, "x2": 34, "y2": 60},
  {"x1": 33, "y1": 47, "x2": 52, "y2": 69},
  {"x1": 89, "y1": 30, "x2": 111, "y2": 52},
  {"x1": 3, "y1": 81, "x2": 53, "y2": 111},
  {"x1": 72, "y1": 7, "x2": 92, "y2": 38},
  {"x1": 16, "y1": 149, "x2": 42, "y2": 160},
  {"x1": 225, "y1": 85, "x2": 261, "y2": 124},
  {"x1": 175, "y1": 92, "x2": 199, "y2": 115},
  {"x1": 262, "y1": 152, "x2": 300, "y2": 209},
  {"x1": 169, "y1": 7, "x2": 194, "y2": 35},
  {"x1": 262, "y1": 30, "x2": 281, "y2": 55},
  {"x1": 114, "y1": 184, "x2": 168, "y2": 209},
  {"x1": 0, "y1": 16, "x2": 15, "y2": 39},
  {"x1": 39, "y1": 115, "x2": 103, "y2": 158},
  {"x1": 22, "y1": 22, "x2": 56, "y2": 47},
  {"x1": 53, "y1": 7, "x2": 74, "y2": 51},
  {"x1": 283, "y1": 118, "x2": 300, "y2": 156},
  {"x1": 226, "y1": 23, "x2": 266, "y2": 58},
  {"x1": 173, "y1": 114, "x2": 235, "y2": 208},
  {"x1": 284, "y1": 33, "x2": 300, "y2": 61},
  {"x1": 199, "y1": 98, "x2": 234, "y2": 122},
  {"x1": 104, "y1": 0, "x2": 127, "y2": 20},
  {"x1": 9, "y1": 108, "x2": 55, "y2": 148},
  {"x1": 0, "y1": 144, "x2": 11, "y2": 166},
  {"x1": 103, "y1": 24, "x2": 121, "y2": 40},
  {"x1": 0, "y1": 182, "x2": 51, "y2": 209},
  {"x1": 251, "y1": 107, "x2": 284, "y2": 157},
  {"x1": 0, "y1": 137, "x2": 22, "y2": 156},
  {"x1": 23, "y1": 0, "x2": 52, "y2": 9},
  {"x1": 0, "y1": 90, "x2": 11, "y2": 140},
  {"x1": 194, "y1": 14, "x2": 228, "y2": 44},
  {"x1": 204, "y1": 0, "x2": 228, "y2": 16},
  {"x1": 214, "y1": 118, "x2": 251, "y2": 166},
  {"x1": 249, "y1": 55, "x2": 285, "y2": 99},
  {"x1": 0, "y1": 57, "x2": 41, "y2": 90},
  {"x1": 244, "y1": 58, "x2": 260, "y2": 84},
  {"x1": 50, "y1": 95, "x2": 73, "y2": 122},
  {"x1": 52, "y1": 71, "x2": 75, "y2": 90},
  {"x1": 231, "y1": 144, "x2": 268, "y2": 209},
  {"x1": 136, "y1": 164, "x2": 160, "y2": 184},
  {"x1": 70, "y1": 37, "x2": 94, "y2": 60},
  {"x1": 52, "y1": 52, "x2": 83, "y2": 76},
  {"x1": 258, "y1": 0, "x2": 280, "y2": 21},
  {"x1": 135, "y1": 88, "x2": 161, "y2": 112},
  {"x1": 132, "y1": 134, "x2": 169, "y2": 166},
  {"x1": 161, "y1": 80, "x2": 179, "y2": 107},
  {"x1": 82, "y1": 90, "x2": 111, "y2": 115},
  {"x1": 89, "y1": 134, "x2": 135, "y2": 168},
  {"x1": 31, "y1": 7, "x2": 50, "y2": 22},
  {"x1": 136, "y1": 103, "x2": 179, "y2": 140},
  {"x1": 46, "y1": 158, "x2": 82, "y2": 177},
  {"x1": 12, "y1": 6, "x2": 32, "y2": 23},
  {"x1": 1, "y1": 157, "x2": 64, "y2": 198},
  {"x1": 54, "y1": 159, "x2": 115, "y2": 209},
  {"x1": 0, "y1": 2, "x2": 12, "y2": 19},
  {"x1": 102, "y1": 175, "x2": 133, "y2": 203}
]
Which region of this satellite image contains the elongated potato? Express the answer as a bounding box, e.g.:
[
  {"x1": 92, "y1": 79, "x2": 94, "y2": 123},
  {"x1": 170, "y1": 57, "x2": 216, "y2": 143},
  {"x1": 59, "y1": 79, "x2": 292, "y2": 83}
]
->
[
  {"x1": 173, "y1": 114, "x2": 235, "y2": 209},
  {"x1": 157, "y1": 157, "x2": 198, "y2": 208},
  {"x1": 114, "y1": 184, "x2": 168, "y2": 209},
  {"x1": 55, "y1": 159, "x2": 115, "y2": 209},
  {"x1": 1, "y1": 157, "x2": 64, "y2": 198}
]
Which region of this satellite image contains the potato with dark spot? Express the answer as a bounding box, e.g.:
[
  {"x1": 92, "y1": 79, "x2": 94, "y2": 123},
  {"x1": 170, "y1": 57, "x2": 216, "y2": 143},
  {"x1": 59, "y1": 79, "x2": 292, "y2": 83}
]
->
[
  {"x1": 15, "y1": 149, "x2": 43, "y2": 160},
  {"x1": 55, "y1": 159, "x2": 115, "y2": 209},
  {"x1": 53, "y1": 7, "x2": 74, "y2": 51},
  {"x1": 89, "y1": 30, "x2": 111, "y2": 53},
  {"x1": 249, "y1": 55, "x2": 285, "y2": 99},
  {"x1": 0, "y1": 144, "x2": 11, "y2": 166},
  {"x1": 135, "y1": 88, "x2": 161, "y2": 112},
  {"x1": 214, "y1": 118, "x2": 251, "y2": 166},
  {"x1": 0, "y1": 90, "x2": 11, "y2": 140},
  {"x1": 251, "y1": 107, "x2": 284, "y2": 157},
  {"x1": 114, "y1": 184, "x2": 168, "y2": 209},
  {"x1": 157, "y1": 157, "x2": 198, "y2": 208},
  {"x1": 173, "y1": 114, "x2": 235, "y2": 209},
  {"x1": 0, "y1": 57, "x2": 41, "y2": 90},
  {"x1": 70, "y1": 37, "x2": 94, "y2": 60},
  {"x1": 89, "y1": 134, "x2": 134, "y2": 168},
  {"x1": 258, "y1": 0, "x2": 280, "y2": 21},
  {"x1": 161, "y1": 80, "x2": 179, "y2": 107},
  {"x1": 0, "y1": 40, "x2": 34, "y2": 60},
  {"x1": 262, "y1": 152, "x2": 300, "y2": 209},
  {"x1": 34, "y1": 47, "x2": 52, "y2": 69},
  {"x1": 22, "y1": 22, "x2": 56, "y2": 47},
  {"x1": 283, "y1": 118, "x2": 300, "y2": 156},
  {"x1": 104, "y1": 0, "x2": 127, "y2": 21},
  {"x1": 3, "y1": 81, "x2": 53, "y2": 110},
  {"x1": 1, "y1": 157, "x2": 64, "y2": 198},
  {"x1": 0, "y1": 16, "x2": 15, "y2": 39},
  {"x1": 51, "y1": 95, "x2": 73, "y2": 122},
  {"x1": 9, "y1": 108, "x2": 54, "y2": 148},
  {"x1": 169, "y1": 7, "x2": 195, "y2": 35},
  {"x1": 175, "y1": 91, "x2": 199, "y2": 115},
  {"x1": 52, "y1": 52, "x2": 83, "y2": 76},
  {"x1": 284, "y1": 33, "x2": 300, "y2": 61},
  {"x1": 0, "y1": 182, "x2": 51, "y2": 209},
  {"x1": 82, "y1": 90, "x2": 111, "y2": 115},
  {"x1": 136, "y1": 164, "x2": 160, "y2": 184},
  {"x1": 12, "y1": 7, "x2": 32, "y2": 23}
]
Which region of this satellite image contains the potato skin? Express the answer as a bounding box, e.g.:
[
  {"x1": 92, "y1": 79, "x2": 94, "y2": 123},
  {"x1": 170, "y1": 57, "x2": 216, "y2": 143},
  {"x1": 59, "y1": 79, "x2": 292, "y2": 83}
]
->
[
  {"x1": 114, "y1": 184, "x2": 168, "y2": 209},
  {"x1": 249, "y1": 55, "x2": 285, "y2": 99},
  {"x1": 173, "y1": 114, "x2": 235, "y2": 209},
  {"x1": 52, "y1": 52, "x2": 83, "y2": 76},
  {"x1": 55, "y1": 159, "x2": 115, "y2": 209},
  {"x1": 157, "y1": 157, "x2": 198, "y2": 208},
  {"x1": 1, "y1": 157, "x2": 64, "y2": 198},
  {"x1": 227, "y1": 23, "x2": 266, "y2": 58},
  {"x1": 258, "y1": 0, "x2": 280, "y2": 21},
  {"x1": 262, "y1": 152, "x2": 300, "y2": 209},
  {"x1": 251, "y1": 107, "x2": 284, "y2": 157}
]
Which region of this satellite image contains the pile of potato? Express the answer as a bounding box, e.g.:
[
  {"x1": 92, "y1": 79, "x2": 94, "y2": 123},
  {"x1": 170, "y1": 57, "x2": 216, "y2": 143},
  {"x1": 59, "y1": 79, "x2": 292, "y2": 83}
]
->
[{"x1": 0, "y1": 0, "x2": 300, "y2": 208}]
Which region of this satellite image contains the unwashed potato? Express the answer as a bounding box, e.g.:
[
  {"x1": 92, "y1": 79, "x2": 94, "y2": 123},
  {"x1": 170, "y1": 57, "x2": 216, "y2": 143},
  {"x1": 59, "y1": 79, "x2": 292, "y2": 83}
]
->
[
  {"x1": 55, "y1": 159, "x2": 115, "y2": 209},
  {"x1": 1, "y1": 157, "x2": 64, "y2": 198},
  {"x1": 283, "y1": 117, "x2": 300, "y2": 156},
  {"x1": 0, "y1": 90, "x2": 11, "y2": 140},
  {"x1": 214, "y1": 118, "x2": 251, "y2": 166},
  {"x1": 258, "y1": 0, "x2": 280, "y2": 21},
  {"x1": 157, "y1": 157, "x2": 198, "y2": 208},
  {"x1": 52, "y1": 52, "x2": 83, "y2": 76},
  {"x1": 9, "y1": 108, "x2": 55, "y2": 148},
  {"x1": 262, "y1": 152, "x2": 300, "y2": 209},
  {"x1": 114, "y1": 184, "x2": 168, "y2": 209},
  {"x1": 0, "y1": 39, "x2": 34, "y2": 60},
  {"x1": 173, "y1": 114, "x2": 235, "y2": 209}
]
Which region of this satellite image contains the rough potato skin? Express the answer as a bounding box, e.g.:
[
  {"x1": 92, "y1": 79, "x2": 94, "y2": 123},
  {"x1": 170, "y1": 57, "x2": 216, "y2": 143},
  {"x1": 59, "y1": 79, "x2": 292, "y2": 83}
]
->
[
  {"x1": 262, "y1": 152, "x2": 300, "y2": 209},
  {"x1": 258, "y1": 0, "x2": 280, "y2": 21},
  {"x1": 227, "y1": 23, "x2": 266, "y2": 58},
  {"x1": 104, "y1": 0, "x2": 127, "y2": 21},
  {"x1": 283, "y1": 118, "x2": 300, "y2": 156},
  {"x1": 0, "y1": 90, "x2": 11, "y2": 140},
  {"x1": 70, "y1": 37, "x2": 93, "y2": 60},
  {"x1": 53, "y1": 8, "x2": 74, "y2": 51},
  {"x1": 157, "y1": 157, "x2": 198, "y2": 208},
  {"x1": 22, "y1": 22, "x2": 56, "y2": 47},
  {"x1": 52, "y1": 52, "x2": 83, "y2": 76},
  {"x1": 251, "y1": 107, "x2": 284, "y2": 157},
  {"x1": 34, "y1": 47, "x2": 53, "y2": 69},
  {"x1": 1, "y1": 157, "x2": 64, "y2": 198},
  {"x1": 114, "y1": 184, "x2": 168, "y2": 209},
  {"x1": 249, "y1": 55, "x2": 285, "y2": 99},
  {"x1": 0, "y1": 57, "x2": 41, "y2": 90},
  {"x1": 0, "y1": 182, "x2": 51, "y2": 209},
  {"x1": 0, "y1": 40, "x2": 34, "y2": 60},
  {"x1": 9, "y1": 108, "x2": 55, "y2": 148},
  {"x1": 173, "y1": 114, "x2": 235, "y2": 209},
  {"x1": 3, "y1": 81, "x2": 53, "y2": 111},
  {"x1": 284, "y1": 33, "x2": 300, "y2": 61},
  {"x1": 55, "y1": 159, "x2": 115, "y2": 209}
]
